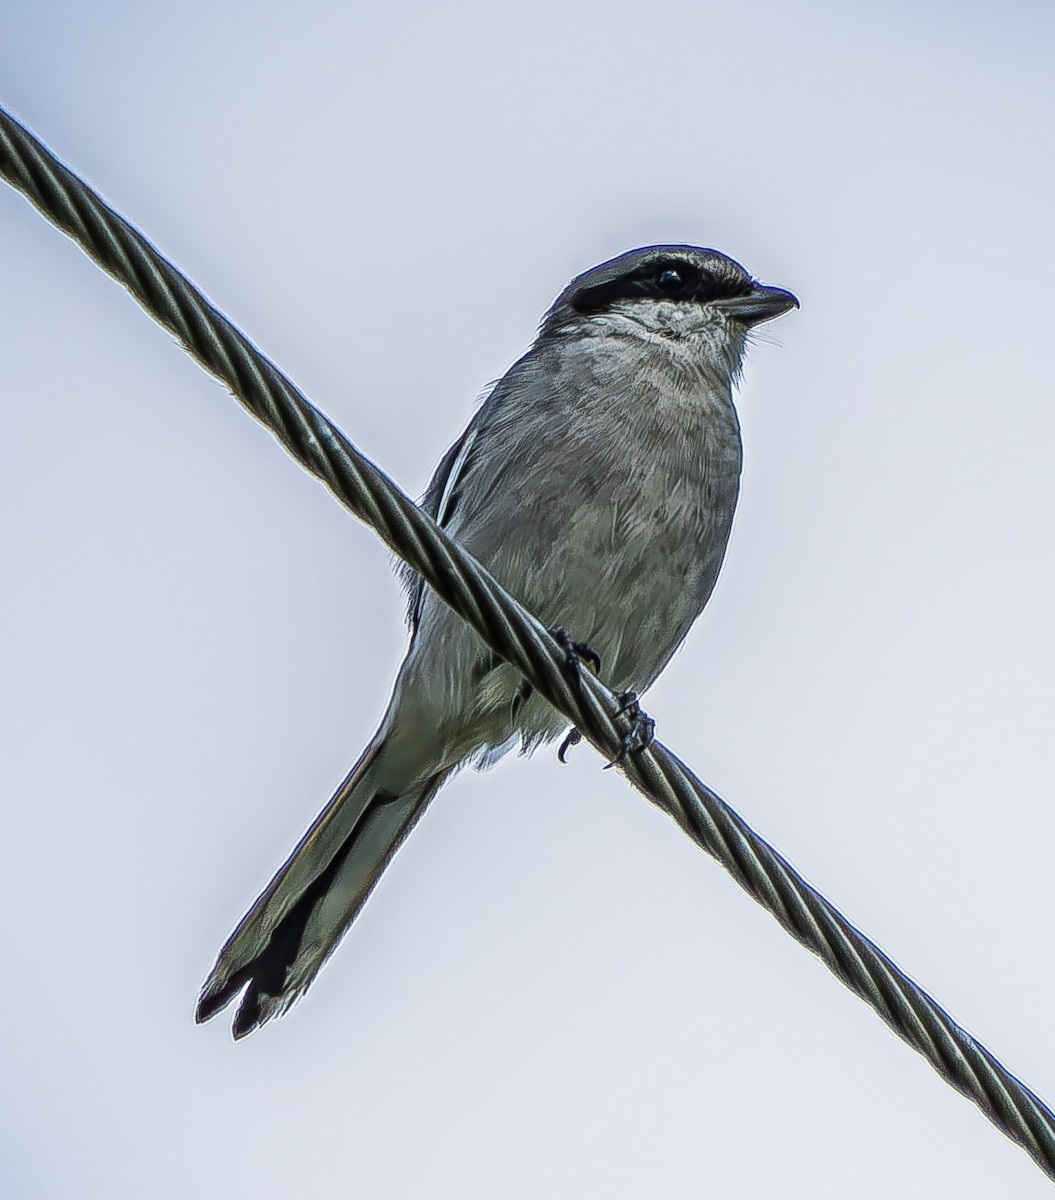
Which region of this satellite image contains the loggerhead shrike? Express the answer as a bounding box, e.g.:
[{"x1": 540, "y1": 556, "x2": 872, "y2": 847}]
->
[{"x1": 196, "y1": 245, "x2": 798, "y2": 1038}]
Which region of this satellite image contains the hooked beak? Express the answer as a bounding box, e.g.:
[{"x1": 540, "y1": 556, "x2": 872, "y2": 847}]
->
[{"x1": 715, "y1": 283, "x2": 799, "y2": 326}]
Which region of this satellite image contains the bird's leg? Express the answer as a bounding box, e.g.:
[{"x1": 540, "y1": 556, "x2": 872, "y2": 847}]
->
[{"x1": 603, "y1": 691, "x2": 656, "y2": 769}]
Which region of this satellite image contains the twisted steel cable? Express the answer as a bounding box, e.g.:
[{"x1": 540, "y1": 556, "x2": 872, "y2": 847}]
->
[{"x1": 2, "y1": 102, "x2": 1053, "y2": 1180}]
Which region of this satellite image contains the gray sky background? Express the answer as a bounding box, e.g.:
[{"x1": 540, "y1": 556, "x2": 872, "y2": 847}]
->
[{"x1": 2, "y1": 2, "x2": 1054, "y2": 1196}]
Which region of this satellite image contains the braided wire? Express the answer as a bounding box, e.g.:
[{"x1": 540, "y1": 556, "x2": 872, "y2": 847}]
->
[{"x1": 2, "y1": 103, "x2": 1053, "y2": 1179}]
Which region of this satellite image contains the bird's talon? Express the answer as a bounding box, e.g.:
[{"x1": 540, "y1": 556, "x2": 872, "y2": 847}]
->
[
  {"x1": 557, "y1": 728, "x2": 582, "y2": 764},
  {"x1": 510, "y1": 678, "x2": 534, "y2": 721},
  {"x1": 573, "y1": 643, "x2": 602, "y2": 674},
  {"x1": 549, "y1": 626, "x2": 602, "y2": 678}
]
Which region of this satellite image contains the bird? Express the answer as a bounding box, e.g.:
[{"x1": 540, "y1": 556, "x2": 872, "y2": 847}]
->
[{"x1": 195, "y1": 244, "x2": 798, "y2": 1038}]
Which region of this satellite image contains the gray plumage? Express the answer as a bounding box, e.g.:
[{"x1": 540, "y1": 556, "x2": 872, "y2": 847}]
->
[{"x1": 196, "y1": 245, "x2": 797, "y2": 1037}]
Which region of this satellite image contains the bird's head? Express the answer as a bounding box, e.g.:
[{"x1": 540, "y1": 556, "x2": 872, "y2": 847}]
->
[{"x1": 540, "y1": 245, "x2": 798, "y2": 379}]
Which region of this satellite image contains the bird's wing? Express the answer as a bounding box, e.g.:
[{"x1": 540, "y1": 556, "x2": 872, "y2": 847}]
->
[{"x1": 400, "y1": 420, "x2": 483, "y2": 634}]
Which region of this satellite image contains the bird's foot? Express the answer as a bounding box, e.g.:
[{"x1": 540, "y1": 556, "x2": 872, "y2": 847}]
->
[
  {"x1": 603, "y1": 692, "x2": 655, "y2": 769},
  {"x1": 512, "y1": 628, "x2": 601, "y2": 724},
  {"x1": 549, "y1": 626, "x2": 602, "y2": 678}
]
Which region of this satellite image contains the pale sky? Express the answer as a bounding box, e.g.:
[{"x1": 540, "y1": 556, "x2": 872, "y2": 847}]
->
[{"x1": 2, "y1": 2, "x2": 1055, "y2": 1196}]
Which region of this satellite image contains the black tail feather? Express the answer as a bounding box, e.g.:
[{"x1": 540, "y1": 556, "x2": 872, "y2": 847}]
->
[{"x1": 196, "y1": 790, "x2": 400, "y2": 1035}]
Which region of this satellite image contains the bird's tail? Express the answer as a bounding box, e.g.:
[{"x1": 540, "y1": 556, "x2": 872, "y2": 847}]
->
[{"x1": 196, "y1": 733, "x2": 450, "y2": 1038}]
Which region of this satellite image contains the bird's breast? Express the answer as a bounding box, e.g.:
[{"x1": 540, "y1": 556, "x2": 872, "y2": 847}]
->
[{"x1": 476, "y1": 354, "x2": 743, "y2": 690}]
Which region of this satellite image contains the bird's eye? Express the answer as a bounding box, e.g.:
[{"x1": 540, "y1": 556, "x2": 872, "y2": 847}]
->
[{"x1": 656, "y1": 267, "x2": 685, "y2": 293}]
